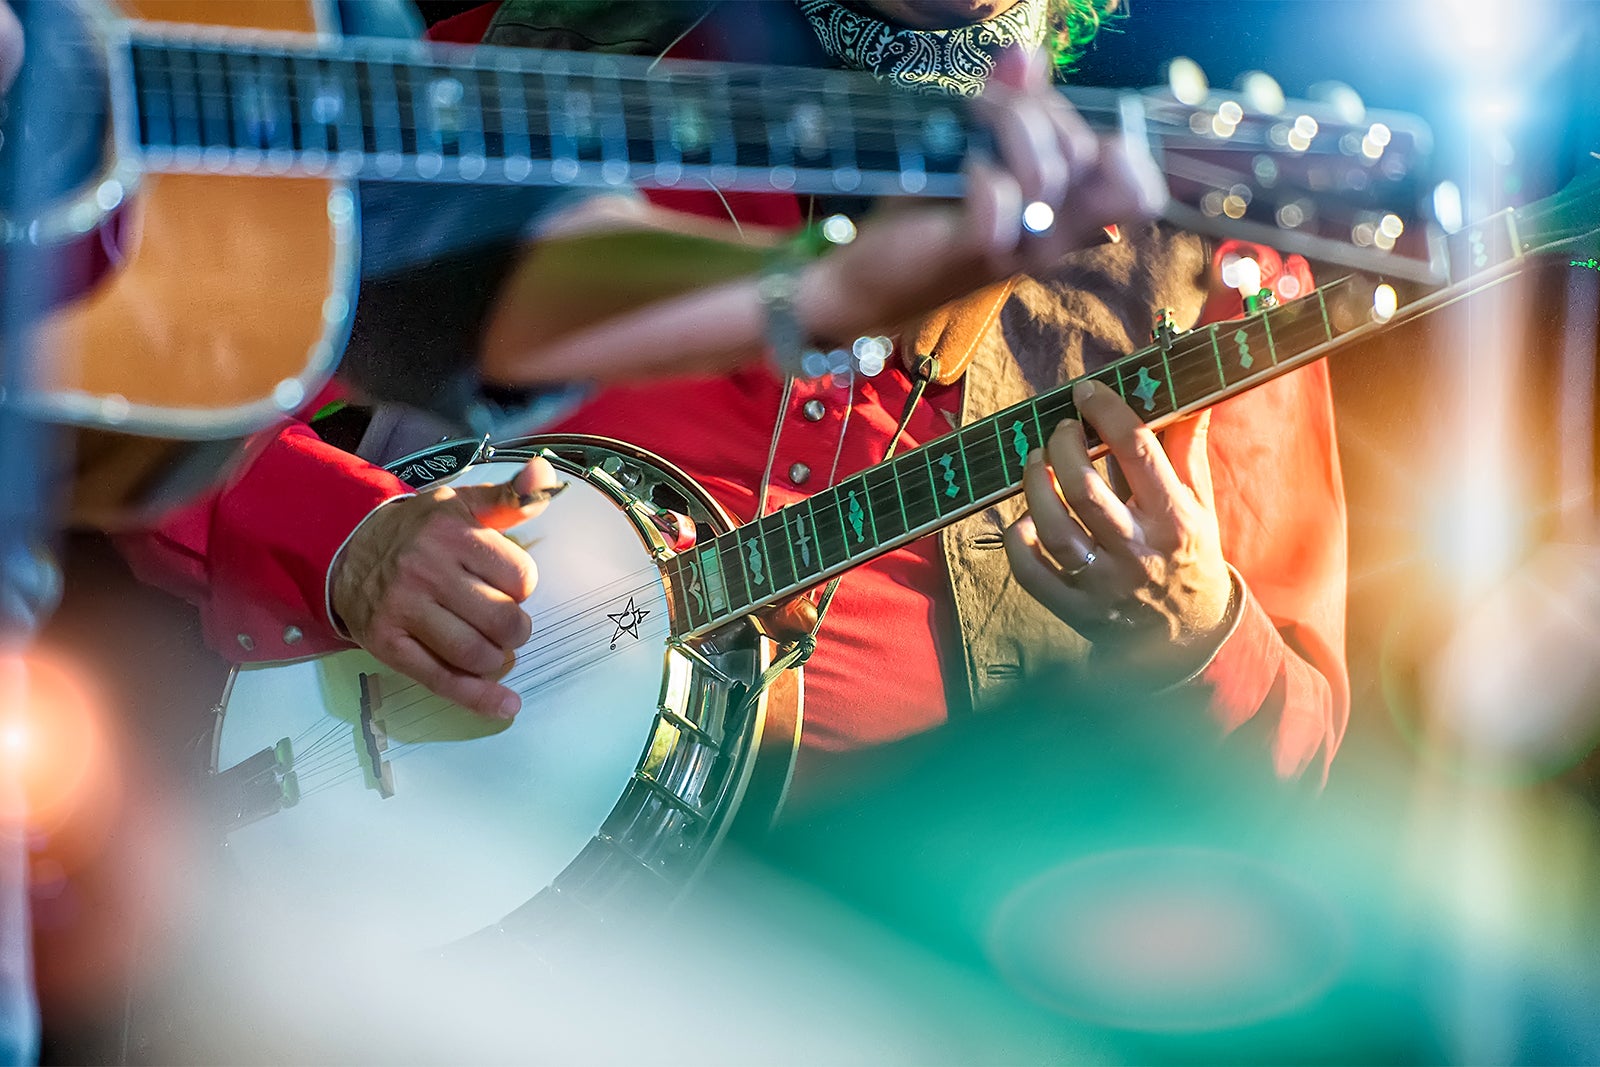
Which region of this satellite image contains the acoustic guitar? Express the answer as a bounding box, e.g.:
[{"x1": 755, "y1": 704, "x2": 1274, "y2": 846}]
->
[{"x1": 3, "y1": 0, "x2": 1433, "y2": 521}]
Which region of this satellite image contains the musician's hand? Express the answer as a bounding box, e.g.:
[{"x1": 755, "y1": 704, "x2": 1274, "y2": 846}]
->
[
  {"x1": 329, "y1": 458, "x2": 563, "y2": 719},
  {"x1": 1003, "y1": 381, "x2": 1234, "y2": 686},
  {"x1": 805, "y1": 47, "x2": 1165, "y2": 338}
]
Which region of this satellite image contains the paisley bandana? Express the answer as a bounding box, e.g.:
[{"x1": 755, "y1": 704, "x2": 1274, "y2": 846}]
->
[{"x1": 795, "y1": 0, "x2": 1048, "y2": 97}]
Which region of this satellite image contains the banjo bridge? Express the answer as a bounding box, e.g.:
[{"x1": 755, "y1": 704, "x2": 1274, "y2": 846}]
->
[{"x1": 357, "y1": 672, "x2": 396, "y2": 800}]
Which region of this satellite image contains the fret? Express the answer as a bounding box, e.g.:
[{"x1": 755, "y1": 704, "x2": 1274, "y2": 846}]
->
[
  {"x1": 130, "y1": 45, "x2": 175, "y2": 150},
  {"x1": 407, "y1": 65, "x2": 454, "y2": 171},
  {"x1": 219, "y1": 47, "x2": 257, "y2": 154},
  {"x1": 694, "y1": 544, "x2": 729, "y2": 619},
  {"x1": 646, "y1": 69, "x2": 689, "y2": 183},
  {"x1": 890, "y1": 89, "x2": 928, "y2": 193},
  {"x1": 958, "y1": 421, "x2": 1010, "y2": 501},
  {"x1": 365, "y1": 58, "x2": 405, "y2": 168},
  {"x1": 757, "y1": 66, "x2": 796, "y2": 187},
  {"x1": 806, "y1": 488, "x2": 851, "y2": 569},
  {"x1": 1207, "y1": 325, "x2": 1227, "y2": 388},
  {"x1": 835, "y1": 483, "x2": 876, "y2": 552},
  {"x1": 166, "y1": 45, "x2": 201, "y2": 152},
  {"x1": 540, "y1": 64, "x2": 582, "y2": 181},
  {"x1": 495, "y1": 62, "x2": 535, "y2": 181},
  {"x1": 739, "y1": 522, "x2": 774, "y2": 594},
  {"x1": 1114, "y1": 345, "x2": 1176, "y2": 420},
  {"x1": 1447, "y1": 210, "x2": 1519, "y2": 285},
  {"x1": 756, "y1": 510, "x2": 799, "y2": 593},
  {"x1": 896, "y1": 447, "x2": 940, "y2": 531},
  {"x1": 992, "y1": 404, "x2": 1043, "y2": 483},
  {"x1": 1258, "y1": 304, "x2": 1280, "y2": 368},
  {"x1": 455, "y1": 64, "x2": 491, "y2": 176},
  {"x1": 330, "y1": 58, "x2": 366, "y2": 166},
  {"x1": 859, "y1": 465, "x2": 904, "y2": 548},
  {"x1": 1217, "y1": 313, "x2": 1272, "y2": 388},
  {"x1": 1033, "y1": 387, "x2": 1076, "y2": 437},
  {"x1": 714, "y1": 532, "x2": 752, "y2": 614},
  {"x1": 703, "y1": 70, "x2": 739, "y2": 182},
  {"x1": 193, "y1": 48, "x2": 232, "y2": 152},
  {"x1": 589, "y1": 59, "x2": 633, "y2": 186},
  {"x1": 288, "y1": 54, "x2": 333, "y2": 160},
  {"x1": 665, "y1": 555, "x2": 700, "y2": 631},
  {"x1": 822, "y1": 72, "x2": 860, "y2": 192},
  {"x1": 1166, "y1": 332, "x2": 1226, "y2": 409},
  {"x1": 1261, "y1": 291, "x2": 1336, "y2": 363},
  {"x1": 784, "y1": 498, "x2": 823, "y2": 582},
  {"x1": 257, "y1": 51, "x2": 297, "y2": 155}
]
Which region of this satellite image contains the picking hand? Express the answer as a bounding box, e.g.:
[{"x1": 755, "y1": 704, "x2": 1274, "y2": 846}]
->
[
  {"x1": 1003, "y1": 380, "x2": 1234, "y2": 686},
  {"x1": 329, "y1": 457, "x2": 564, "y2": 719}
]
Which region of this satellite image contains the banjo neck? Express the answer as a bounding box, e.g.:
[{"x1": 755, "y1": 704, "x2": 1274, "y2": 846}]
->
[{"x1": 662, "y1": 166, "x2": 1600, "y2": 639}]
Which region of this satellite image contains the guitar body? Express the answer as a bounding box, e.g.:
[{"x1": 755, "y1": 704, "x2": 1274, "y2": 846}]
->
[
  {"x1": 31, "y1": 0, "x2": 351, "y2": 439},
  {"x1": 208, "y1": 435, "x2": 800, "y2": 950}
]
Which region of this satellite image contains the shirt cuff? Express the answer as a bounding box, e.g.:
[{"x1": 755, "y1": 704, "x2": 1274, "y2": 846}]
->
[
  {"x1": 1161, "y1": 565, "x2": 1287, "y2": 731},
  {"x1": 324, "y1": 492, "x2": 415, "y2": 639}
]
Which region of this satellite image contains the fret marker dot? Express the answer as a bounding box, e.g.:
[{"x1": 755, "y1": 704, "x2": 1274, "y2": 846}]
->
[
  {"x1": 505, "y1": 156, "x2": 532, "y2": 182},
  {"x1": 459, "y1": 155, "x2": 486, "y2": 181},
  {"x1": 1022, "y1": 201, "x2": 1055, "y2": 234},
  {"x1": 415, "y1": 153, "x2": 443, "y2": 179}
]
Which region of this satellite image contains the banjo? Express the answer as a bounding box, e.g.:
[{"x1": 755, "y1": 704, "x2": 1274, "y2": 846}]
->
[{"x1": 207, "y1": 160, "x2": 1600, "y2": 951}]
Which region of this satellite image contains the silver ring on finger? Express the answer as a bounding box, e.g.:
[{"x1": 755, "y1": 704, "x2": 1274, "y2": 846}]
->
[
  {"x1": 1022, "y1": 200, "x2": 1056, "y2": 234},
  {"x1": 1061, "y1": 549, "x2": 1097, "y2": 580}
]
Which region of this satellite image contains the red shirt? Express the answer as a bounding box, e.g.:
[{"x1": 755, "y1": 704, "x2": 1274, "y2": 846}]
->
[{"x1": 119, "y1": 7, "x2": 1348, "y2": 783}]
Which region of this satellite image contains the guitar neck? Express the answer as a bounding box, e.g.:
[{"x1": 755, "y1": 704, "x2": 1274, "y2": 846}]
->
[
  {"x1": 120, "y1": 27, "x2": 1059, "y2": 196},
  {"x1": 664, "y1": 183, "x2": 1570, "y2": 638}
]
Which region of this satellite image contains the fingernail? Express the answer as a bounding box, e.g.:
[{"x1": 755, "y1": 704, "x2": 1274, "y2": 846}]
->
[
  {"x1": 1027, "y1": 448, "x2": 1043, "y2": 466},
  {"x1": 1073, "y1": 380, "x2": 1096, "y2": 402},
  {"x1": 497, "y1": 692, "x2": 521, "y2": 719},
  {"x1": 517, "y1": 481, "x2": 569, "y2": 507}
]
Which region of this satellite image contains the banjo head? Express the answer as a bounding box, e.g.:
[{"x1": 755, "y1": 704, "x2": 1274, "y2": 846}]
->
[{"x1": 209, "y1": 436, "x2": 795, "y2": 951}]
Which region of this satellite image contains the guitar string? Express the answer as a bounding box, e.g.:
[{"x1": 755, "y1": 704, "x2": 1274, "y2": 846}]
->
[{"x1": 123, "y1": 47, "x2": 1354, "y2": 166}]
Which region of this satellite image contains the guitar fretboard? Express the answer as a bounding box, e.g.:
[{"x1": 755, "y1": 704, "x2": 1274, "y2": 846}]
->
[
  {"x1": 664, "y1": 276, "x2": 1373, "y2": 637},
  {"x1": 123, "y1": 30, "x2": 1016, "y2": 197}
]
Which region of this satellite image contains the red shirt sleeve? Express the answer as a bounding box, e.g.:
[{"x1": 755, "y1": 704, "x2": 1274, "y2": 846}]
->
[
  {"x1": 114, "y1": 417, "x2": 410, "y2": 662},
  {"x1": 1175, "y1": 240, "x2": 1350, "y2": 783}
]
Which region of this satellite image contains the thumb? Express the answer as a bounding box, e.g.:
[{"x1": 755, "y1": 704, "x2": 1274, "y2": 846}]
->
[
  {"x1": 1162, "y1": 410, "x2": 1214, "y2": 507},
  {"x1": 454, "y1": 457, "x2": 567, "y2": 530}
]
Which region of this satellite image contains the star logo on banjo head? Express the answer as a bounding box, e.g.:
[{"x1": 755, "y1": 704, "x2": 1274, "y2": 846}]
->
[{"x1": 606, "y1": 597, "x2": 651, "y2": 650}]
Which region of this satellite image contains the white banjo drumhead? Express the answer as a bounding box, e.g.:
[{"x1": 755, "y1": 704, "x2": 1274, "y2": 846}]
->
[{"x1": 216, "y1": 460, "x2": 672, "y2": 949}]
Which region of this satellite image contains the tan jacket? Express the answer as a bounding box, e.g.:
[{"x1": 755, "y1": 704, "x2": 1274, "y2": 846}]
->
[{"x1": 937, "y1": 226, "x2": 1211, "y2": 708}]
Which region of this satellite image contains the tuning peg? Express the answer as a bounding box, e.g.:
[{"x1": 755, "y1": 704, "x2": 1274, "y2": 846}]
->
[
  {"x1": 1307, "y1": 80, "x2": 1366, "y2": 124},
  {"x1": 1235, "y1": 71, "x2": 1285, "y2": 115},
  {"x1": 1167, "y1": 57, "x2": 1208, "y2": 106}
]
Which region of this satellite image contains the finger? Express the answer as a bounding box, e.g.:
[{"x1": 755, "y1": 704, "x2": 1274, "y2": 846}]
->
[
  {"x1": 406, "y1": 598, "x2": 512, "y2": 679},
  {"x1": 1021, "y1": 448, "x2": 1095, "y2": 571},
  {"x1": 437, "y1": 576, "x2": 534, "y2": 653},
  {"x1": 1072, "y1": 379, "x2": 1186, "y2": 514},
  {"x1": 1045, "y1": 417, "x2": 1140, "y2": 552},
  {"x1": 1004, "y1": 514, "x2": 1100, "y2": 623},
  {"x1": 458, "y1": 526, "x2": 540, "y2": 603},
  {"x1": 456, "y1": 457, "x2": 566, "y2": 530},
  {"x1": 962, "y1": 158, "x2": 1024, "y2": 264},
  {"x1": 990, "y1": 43, "x2": 1043, "y2": 92},
  {"x1": 1162, "y1": 410, "x2": 1215, "y2": 509},
  {"x1": 974, "y1": 81, "x2": 1067, "y2": 224},
  {"x1": 382, "y1": 633, "x2": 522, "y2": 720}
]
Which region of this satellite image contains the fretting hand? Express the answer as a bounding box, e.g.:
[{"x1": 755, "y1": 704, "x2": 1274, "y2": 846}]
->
[
  {"x1": 328, "y1": 457, "x2": 564, "y2": 720},
  {"x1": 1004, "y1": 380, "x2": 1235, "y2": 686}
]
